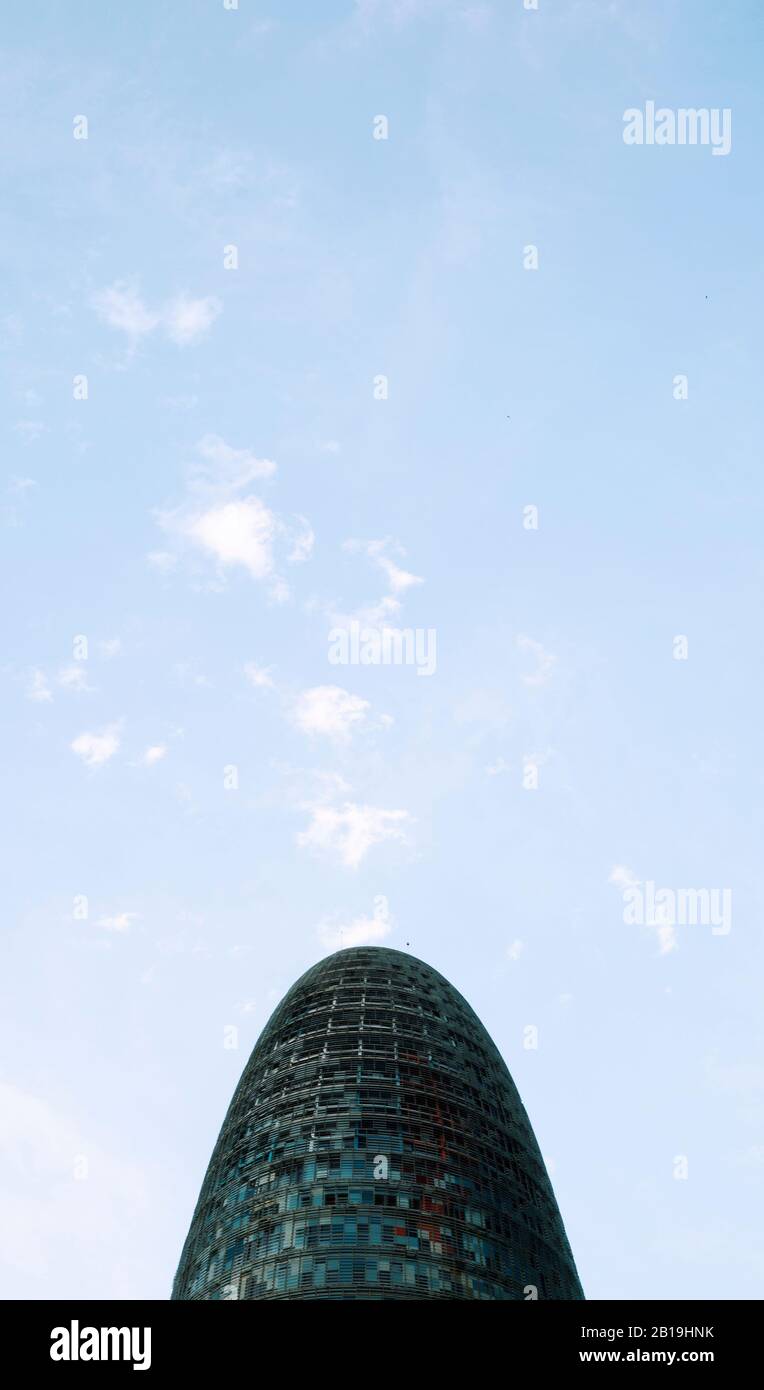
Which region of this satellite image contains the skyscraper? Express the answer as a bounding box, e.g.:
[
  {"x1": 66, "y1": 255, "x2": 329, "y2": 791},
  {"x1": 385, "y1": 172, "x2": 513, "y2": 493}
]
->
[{"x1": 173, "y1": 947, "x2": 584, "y2": 1300}]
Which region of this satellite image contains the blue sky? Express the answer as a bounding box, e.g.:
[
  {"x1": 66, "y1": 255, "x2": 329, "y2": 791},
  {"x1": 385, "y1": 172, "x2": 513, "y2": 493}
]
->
[{"x1": 1, "y1": 0, "x2": 763, "y2": 1300}]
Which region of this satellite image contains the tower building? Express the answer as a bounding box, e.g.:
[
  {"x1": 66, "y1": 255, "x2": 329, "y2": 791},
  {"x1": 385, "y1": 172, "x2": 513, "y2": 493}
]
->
[{"x1": 173, "y1": 947, "x2": 583, "y2": 1300}]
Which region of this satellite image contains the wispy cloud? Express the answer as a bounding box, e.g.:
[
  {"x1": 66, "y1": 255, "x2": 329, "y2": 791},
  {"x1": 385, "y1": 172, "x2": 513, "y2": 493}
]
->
[
  {"x1": 609, "y1": 864, "x2": 639, "y2": 892},
  {"x1": 288, "y1": 516, "x2": 315, "y2": 565},
  {"x1": 244, "y1": 662, "x2": 275, "y2": 689},
  {"x1": 70, "y1": 723, "x2": 121, "y2": 768},
  {"x1": 517, "y1": 634, "x2": 557, "y2": 687},
  {"x1": 326, "y1": 537, "x2": 425, "y2": 639},
  {"x1": 13, "y1": 421, "x2": 47, "y2": 443},
  {"x1": 193, "y1": 434, "x2": 276, "y2": 487},
  {"x1": 344, "y1": 537, "x2": 424, "y2": 595},
  {"x1": 93, "y1": 281, "x2": 221, "y2": 351},
  {"x1": 57, "y1": 665, "x2": 93, "y2": 694},
  {"x1": 27, "y1": 664, "x2": 96, "y2": 701},
  {"x1": 146, "y1": 551, "x2": 177, "y2": 573},
  {"x1": 163, "y1": 293, "x2": 222, "y2": 346},
  {"x1": 655, "y1": 922, "x2": 678, "y2": 958},
  {"x1": 298, "y1": 801, "x2": 412, "y2": 869},
  {"x1": 27, "y1": 669, "x2": 52, "y2": 703},
  {"x1": 153, "y1": 437, "x2": 309, "y2": 599},
  {"x1": 318, "y1": 897, "x2": 393, "y2": 950},
  {"x1": 93, "y1": 283, "x2": 160, "y2": 342},
  {"x1": 292, "y1": 686, "x2": 371, "y2": 741},
  {"x1": 94, "y1": 912, "x2": 139, "y2": 933},
  {"x1": 140, "y1": 745, "x2": 167, "y2": 767},
  {"x1": 608, "y1": 864, "x2": 678, "y2": 956}
]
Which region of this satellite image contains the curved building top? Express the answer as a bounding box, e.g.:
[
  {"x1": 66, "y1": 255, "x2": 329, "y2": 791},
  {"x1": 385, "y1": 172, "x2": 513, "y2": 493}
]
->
[{"x1": 173, "y1": 946, "x2": 584, "y2": 1301}]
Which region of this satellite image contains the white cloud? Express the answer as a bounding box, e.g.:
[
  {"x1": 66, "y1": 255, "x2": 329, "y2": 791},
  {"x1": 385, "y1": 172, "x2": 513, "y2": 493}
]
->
[
  {"x1": 57, "y1": 665, "x2": 92, "y2": 693},
  {"x1": 332, "y1": 593, "x2": 403, "y2": 631},
  {"x1": 93, "y1": 283, "x2": 159, "y2": 341},
  {"x1": 146, "y1": 550, "x2": 177, "y2": 572},
  {"x1": 140, "y1": 745, "x2": 167, "y2": 767},
  {"x1": 524, "y1": 746, "x2": 553, "y2": 770},
  {"x1": 94, "y1": 912, "x2": 138, "y2": 933},
  {"x1": 608, "y1": 864, "x2": 639, "y2": 891},
  {"x1": 152, "y1": 420, "x2": 310, "y2": 595},
  {"x1": 288, "y1": 515, "x2": 315, "y2": 564},
  {"x1": 99, "y1": 638, "x2": 121, "y2": 660},
  {"x1": 194, "y1": 433, "x2": 276, "y2": 486},
  {"x1": 517, "y1": 634, "x2": 556, "y2": 687},
  {"x1": 70, "y1": 723, "x2": 121, "y2": 768},
  {"x1": 183, "y1": 497, "x2": 276, "y2": 579},
  {"x1": 94, "y1": 282, "x2": 221, "y2": 349},
  {"x1": 13, "y1": 422, "x2": 47, "y2": 442},
  {"x1": 345, "y1": 537, "x2": 424, "y2": 595},
  {"x1": 655, "y1": 922, "x2": 678, "y2": 957},
  {"x1": 326, "y1": 540, "x2": 425, "y2": 651},
  {"x1": 269, "y1": 575, "x2": 291, "y2": 604},
  {"x1": 27, "y1": 669, "x2": 52, "y2": 703},
  {"x1": 155, "y1": 432, "x2": 302, "y2": 594},
  {"x1": 318, "y1": 898, "x2": 393, "y2": 951},
  {"x1": 298, "y1": 801, "x2": 411, "y2": 869},
  {"x1": 164, "y1": 293, "x2": 222, "y2": 346},
  {"x1": 174, "y1": 662, "x2": 210, "y2": 689},
  {"x1": 292, "y1": 686, "x2": 370, "y2": 741},
  {"x1": 9, "y1": 476, "x2": 38, "y2": 494},
  {"x1": 27, "y1": 667, "x2": 94, "y2": 700},
  {"x1": 608, "y1": 864, "x2": 678, "y2": 956},
  {"x1": 368, "y1": 541, "x2": 423, "y2": 594},
  {"x1": 506, "y1": 939, "x2": 524, "y2": 962},
  {"x1": 244, "y1": 663, "x2": 275, "y2": 689}
]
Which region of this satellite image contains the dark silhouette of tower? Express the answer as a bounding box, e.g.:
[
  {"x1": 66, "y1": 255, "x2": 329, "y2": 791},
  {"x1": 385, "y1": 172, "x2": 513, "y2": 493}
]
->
[{"x1": 172, "y1": 947, "x2": 583, "y2": 1300}]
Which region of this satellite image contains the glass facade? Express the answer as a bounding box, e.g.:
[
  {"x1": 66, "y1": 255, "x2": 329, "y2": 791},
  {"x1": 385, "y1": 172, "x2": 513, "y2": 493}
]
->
[{"x1": 172, "y1": 947, "x2": 584, "y2": 1300}]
